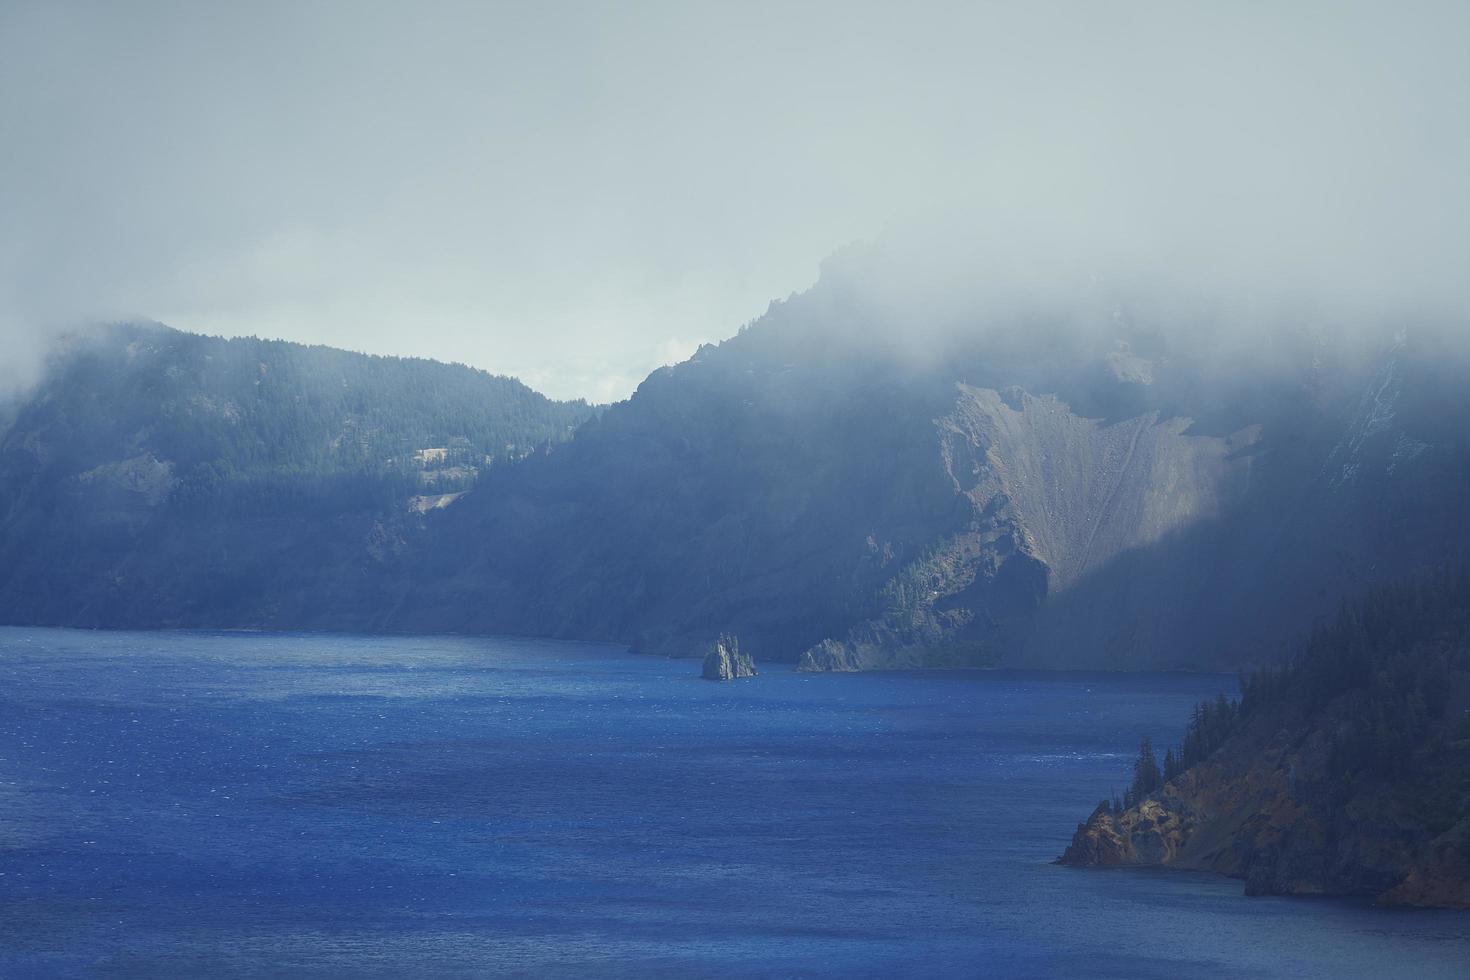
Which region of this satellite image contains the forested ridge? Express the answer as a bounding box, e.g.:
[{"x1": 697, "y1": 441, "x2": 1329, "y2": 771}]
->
[
  {"x1": 1116, "y1": 569, "x2": 1470, "y2": 807},
  {"x1": 7, "y1": 321, "x2": 591, "y2": 473},
  {"x1": 1070, "y1": 569, "x2": 1470, "y2": 906},
  {"x1": 3, "y1": 266, "x2": 1469, "y2": 674},
  {"x1": 0, "y1": 321, "x2": 596, "y2": 628}
]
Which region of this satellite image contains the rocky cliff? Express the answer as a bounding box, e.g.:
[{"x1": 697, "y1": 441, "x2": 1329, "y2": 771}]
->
[
  {"x1": 1060, "y1": 731, "x2": 1470, "y2": 907},
  {"x1": 795, "y1": 385, "x2": 1263, "y2": 671},
  {"x1": 392, "y1": 250, "x2": 1470, "y2": 671},
  {"x1": 1059, "y1": 576, "x2": 1470, "y2": 907},
  {"x1": 701, "y1": 633, "x2": 757, "y2": 680}
]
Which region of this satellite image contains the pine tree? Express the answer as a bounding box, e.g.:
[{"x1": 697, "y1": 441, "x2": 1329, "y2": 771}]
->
[
  {"x1": 1130, "y1": 735, "x2": 1162, "y2": 801},
  {"x1": 1162, "y1": 747, "x2": 1181, "y2": 784}
]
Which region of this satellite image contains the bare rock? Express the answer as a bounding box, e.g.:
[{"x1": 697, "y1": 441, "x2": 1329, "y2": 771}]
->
[
  {"x1": 1058, "y1": 796, "x2": 1200, "y2": 867},
  {"x1": 701, "y1": 633, "x2": 756, "y2": 681}
]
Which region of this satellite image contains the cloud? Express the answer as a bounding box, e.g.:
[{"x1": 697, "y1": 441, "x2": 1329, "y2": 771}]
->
[
  {"x1": 2, "y1": 1, "x2": 1467, "y2": 399},
  {"x1": 656, "y1": 337, "x2": 701, "y2": 368},
  {"x1": 0, "y1": 317, "x2": 51, "y2": 399}
]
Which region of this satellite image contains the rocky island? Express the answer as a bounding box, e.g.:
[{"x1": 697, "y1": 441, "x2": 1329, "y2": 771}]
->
[
  {"x1": 1059, "y1": 572, "x2": 1470, "y2": 908},
  {"x1": 701, "y1": 633, "x2": 757, "y2": 681}
]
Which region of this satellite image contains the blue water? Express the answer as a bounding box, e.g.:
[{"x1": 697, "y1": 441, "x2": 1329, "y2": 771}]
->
[{"x1": 0, "y1": 628, "x2": 1465, "y2": 978}]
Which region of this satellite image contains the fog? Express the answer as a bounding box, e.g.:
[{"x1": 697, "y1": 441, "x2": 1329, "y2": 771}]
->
[{"x1": 2, "y1": 1, "x2": 1467, "y2": 400}]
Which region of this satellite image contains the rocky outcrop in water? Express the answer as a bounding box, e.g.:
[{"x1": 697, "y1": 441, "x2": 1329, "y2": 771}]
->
[
  {"x1": 1058, "y1": 798, "x2": 1201, "y2": 867},
  {"x1": 701, "y1": 633, "x2": 756, "y2": 681}
]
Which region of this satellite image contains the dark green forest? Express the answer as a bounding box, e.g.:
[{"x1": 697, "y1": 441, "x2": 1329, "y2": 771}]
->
[
  {"x1": 0, "y1": 322, "x2": 597, "y2": 628},
  {"x1": 8, "y1": 321, "x2": 592, "y2": 478},
  {"x1": 1114, "y1": 568, "x2": 1470, "y2": 812}
]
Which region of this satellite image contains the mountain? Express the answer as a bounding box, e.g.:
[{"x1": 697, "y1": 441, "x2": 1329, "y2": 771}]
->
[
  {"x1": 379, "y1": 253, "x2": 1470, "y2": 669},
  {"x1": 0, "y1": 322, "x2": 595, "y2": 628},
  {"x1": 3, "y1": 252, "x2": 1468, "y2": 672},
  {"x1": 1059, "y1": 571, "x2": 1470, "y2": 908}
]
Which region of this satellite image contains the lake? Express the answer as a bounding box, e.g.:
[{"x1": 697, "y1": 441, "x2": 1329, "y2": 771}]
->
[{"x1": 0, "y1": 627, "x2": 1465, "y2": 978}]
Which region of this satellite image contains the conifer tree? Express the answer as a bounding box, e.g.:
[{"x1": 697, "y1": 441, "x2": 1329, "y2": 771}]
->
[{"x1": 1130, "y1": 735, "x2": 1161, "y2": 801}]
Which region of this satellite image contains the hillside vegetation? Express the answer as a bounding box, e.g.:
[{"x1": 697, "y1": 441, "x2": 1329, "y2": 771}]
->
[
  {"x1": 383, "y1": 253, "x2": 1470, "y2": 668},
  {"x1": 1060, "y1": 570, "x2": 1470, "y2": 907},
  {"x1": 0, "y1": 322, "x2": 595, "y2": 628},
  {"x1": 3, "y1": 250, "x2": 1469, "y2": 674}
]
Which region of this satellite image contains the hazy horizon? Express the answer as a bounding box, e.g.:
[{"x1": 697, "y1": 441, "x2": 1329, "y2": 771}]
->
[{"x1": 4, "y1": 1, "x2": 1469, "y2": 401}]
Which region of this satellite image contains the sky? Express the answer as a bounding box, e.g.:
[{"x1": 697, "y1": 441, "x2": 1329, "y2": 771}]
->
[{"x1": 2, "y1": 1, "x2": 1468, "y2": 401}]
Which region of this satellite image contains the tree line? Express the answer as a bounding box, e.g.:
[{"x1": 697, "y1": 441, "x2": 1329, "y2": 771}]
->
[{"x1": 1104, "y1": 566, "x2": 1470, "y2": 814}]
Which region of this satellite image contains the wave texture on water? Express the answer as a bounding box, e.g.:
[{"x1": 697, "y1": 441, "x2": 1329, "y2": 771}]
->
[{"x1": 0, "y1": 627, "x2": 1465, "y2": 978}]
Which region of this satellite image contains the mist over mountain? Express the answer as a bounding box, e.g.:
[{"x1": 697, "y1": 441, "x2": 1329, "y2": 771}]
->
[
  {"x1": 5, "y1": 2, "x2": 1468, "y2": 403},
  {"x1": 374, "y1": 245, "x2": 1470, "y2": 669},
  {"x1": 7, "y1": 242, "x2": 1461, "y2": 673},
  {"x1": 0, "y1": 323, "x2": 594, "y2": 628}
]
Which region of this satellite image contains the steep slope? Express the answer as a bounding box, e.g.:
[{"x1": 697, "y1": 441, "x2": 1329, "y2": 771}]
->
[
  {"x1": 387, "y1": 322, "x2": 971, "y2": 656},
  {"x1": 841, "y1": 332, "x2": 1470, "y2": 672},
  {"x1": 386, "y1": 259, "x2": 1470, "y2": 669},
  {"x1": 798, "y1": 387, "x2": 1262, "y2": 670},
  {"x1": 0, "y1": 322, "x2": 595, "y2": 628},
  {"x1": 1059, "y1": 573, "x2": 1470, "y2": 908},
  {"x1": 3, "y1": 256, "x2": 1467, "y2": 672}
]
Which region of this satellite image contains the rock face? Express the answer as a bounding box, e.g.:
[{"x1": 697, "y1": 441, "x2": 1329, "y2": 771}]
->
[
  {"x1": 1059, "y1": 799, "x2": 1201, "y2": 867},
  {"x1": 1058, "y1": 599, "x2": 1470, "y2": 909},
  {"x1": 403, "y1": 255, "x2": 1470, "y2": 672},
  {"x1": 701, "y1": 633, "x2": 756, "y2": 681},
  {"x1": 1061, "y1": 769, "x2": 1470, "y2": 907},
  {"x1": 1057, "y1": 756, "x2": 1470, "y2": 907},
  {"x1": 795, "y1": 385, "x2": 1262, "y2": 672}
]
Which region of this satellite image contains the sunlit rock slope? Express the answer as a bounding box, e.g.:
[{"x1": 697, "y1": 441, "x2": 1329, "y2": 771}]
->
[{"x1": 393, "y1": 251, "x2": 1470, "y2": 670}]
